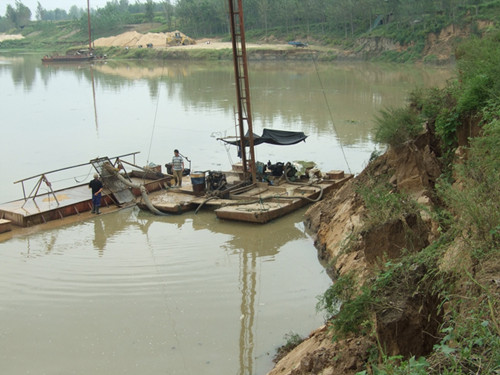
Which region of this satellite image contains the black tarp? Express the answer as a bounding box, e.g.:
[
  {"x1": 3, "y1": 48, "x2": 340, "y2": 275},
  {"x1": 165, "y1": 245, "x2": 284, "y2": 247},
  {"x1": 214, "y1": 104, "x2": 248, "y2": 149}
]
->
[{"x1": 221, "y1": 129, "x2": 307, "y2": 146}]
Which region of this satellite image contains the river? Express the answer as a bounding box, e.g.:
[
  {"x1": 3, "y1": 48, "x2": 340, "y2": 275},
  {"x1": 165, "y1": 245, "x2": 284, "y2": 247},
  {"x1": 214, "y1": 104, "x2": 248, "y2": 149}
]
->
[{"x1": 0, "y1": 52, "x2": 453, "y2": 375}]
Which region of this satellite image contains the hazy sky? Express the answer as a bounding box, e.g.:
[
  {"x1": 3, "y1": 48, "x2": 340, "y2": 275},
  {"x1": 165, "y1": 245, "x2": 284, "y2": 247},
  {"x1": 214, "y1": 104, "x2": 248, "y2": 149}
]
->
[{"x1": 1, "y1": 1, "x2": 144, "y2": 16}]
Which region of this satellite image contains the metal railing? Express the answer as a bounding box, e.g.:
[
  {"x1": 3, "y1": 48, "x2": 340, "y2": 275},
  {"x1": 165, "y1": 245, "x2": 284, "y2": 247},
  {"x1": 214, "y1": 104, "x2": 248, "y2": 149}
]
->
[{"x1": 14, "y1": 152, "x2": 140, "y2": 207}]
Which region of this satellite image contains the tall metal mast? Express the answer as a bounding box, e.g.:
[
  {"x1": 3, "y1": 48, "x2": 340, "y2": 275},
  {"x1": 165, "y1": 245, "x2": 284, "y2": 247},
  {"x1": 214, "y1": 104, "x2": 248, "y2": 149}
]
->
[
  {"x1": 87, "y1": 0, "x2": 92, "y2": 51},
  {"x1": 228, "y1": 0, "x2": 257, "y2": 184}
]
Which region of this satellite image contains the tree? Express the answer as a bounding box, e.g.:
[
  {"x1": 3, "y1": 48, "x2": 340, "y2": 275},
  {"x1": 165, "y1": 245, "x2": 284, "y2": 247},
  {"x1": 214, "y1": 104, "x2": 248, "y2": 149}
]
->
[
  {"x1": 256, "y1": 0, "x2": 270, "y2": 36},
  {"x1": 82, "y1": 1, "x2": 127, "y2": 34},
  {"x1": 145, "y1": 0, "x2": 155, "y2": 22},
  {"x1": 6, "y1": 1, "x2": 31, "y2": 28},
  {"x1": 53, "y1": 8, "x2": 68, "y2": 21},
  {"x1": 16, "y1": 0, "x2": 31, "y2": 27},
  {"x1": 0, "y1": 15, "x2": 14, "y2": 32},
  {"x1": 6, "y1": 5, "x2": 17, "y2": 26},
  {"x1": 35, "y1": 2, "x2": 45, "y2": 21},
  {"x1": 162, "y1": 0, "x2": 174, "y2": 29},
  {"x1": 69, "y1": 5, "x2": 83, "y2": 20},
  {"x1": 119, "y1": 0, "x2": 129, "y2": 12}
]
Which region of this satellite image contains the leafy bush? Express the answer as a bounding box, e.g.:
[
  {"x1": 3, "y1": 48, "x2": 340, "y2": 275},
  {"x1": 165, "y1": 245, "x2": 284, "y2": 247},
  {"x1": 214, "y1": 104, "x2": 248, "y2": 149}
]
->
[
  {"x1": 437, "y1": 119, "x2": 500, "y2": 259},
  {"x1": 428, "y1": 273, "x2": 500, "y2": 374},
  {"x1": 374, "y1": 107, "x2": 423, "y2": 147},
  {"x1": 131, "y1": 48, "x2": 150, "y2": 58},
  {"x1": 317, "y1": 271, "x2": 373, "y2": 338},
  {"x1": 455, "y1": 32, "x2": 500, "y2": 113},
  {"x1": 317, "y1": 272, "x2": 356, "y2": 318},
  {"x1": 356, "y1": 180, "x2": 422, "y2": 228},
  {"x1": 435, "y1": 107, "x2": 460, "y2": 150},
  {"x1": 273, "y1": 331, "x2": 304, "y2": 363},
  {"x1": 357, "y1": 356, "x2": 430, "y2": 375}
]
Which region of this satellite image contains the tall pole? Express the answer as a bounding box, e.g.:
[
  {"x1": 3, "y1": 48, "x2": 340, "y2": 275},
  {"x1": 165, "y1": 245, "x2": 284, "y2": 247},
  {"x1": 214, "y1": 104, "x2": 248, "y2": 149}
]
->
[
  {"x1": 228, "y1": 0, "x2": 257, "y2": 184},
  {"x1": 87, "y1": 0, "x2": 92, "y2": 51}
]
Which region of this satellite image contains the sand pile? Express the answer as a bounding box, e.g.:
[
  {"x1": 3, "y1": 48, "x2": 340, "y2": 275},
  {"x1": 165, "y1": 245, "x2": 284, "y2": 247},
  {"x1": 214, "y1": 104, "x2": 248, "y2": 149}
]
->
[
  {"x1": 93, "y1": 30, "x2": 195, "y2": 48},
  {"x1": 0, "y1": 34, "x2": 24, "y2": 42}
]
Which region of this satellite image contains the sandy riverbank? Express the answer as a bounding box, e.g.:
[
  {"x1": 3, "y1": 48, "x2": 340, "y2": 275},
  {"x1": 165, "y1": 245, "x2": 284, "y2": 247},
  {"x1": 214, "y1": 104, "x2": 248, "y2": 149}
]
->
[
  {"x1": 0, "y1": 34, "x2": 24, "y2": 42},
  {"x1": 93, "y1": 30, "x2": 292, "y2": 51}
]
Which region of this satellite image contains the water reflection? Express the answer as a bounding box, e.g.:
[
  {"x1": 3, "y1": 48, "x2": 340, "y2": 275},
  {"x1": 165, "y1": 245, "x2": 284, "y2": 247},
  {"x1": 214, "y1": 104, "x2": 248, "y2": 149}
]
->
[
  {"x1": 92, "y1": 217, "x2": 106, "y2": 254},
  {"x1": 104, "y1": 209, "x2": 307, "y2": 375},
  {"x1": 0, "y1": 53, "x2": 453, "y2": 150},
  {"x1": 138, "y1": 210, "x2": 306, "y2": 373},
  {"x1": 90, "y1": 65, "x2": 100, "y2": 131},
  {"x1": 1, "y1": 206, "x2": 315, "y2": 374}
]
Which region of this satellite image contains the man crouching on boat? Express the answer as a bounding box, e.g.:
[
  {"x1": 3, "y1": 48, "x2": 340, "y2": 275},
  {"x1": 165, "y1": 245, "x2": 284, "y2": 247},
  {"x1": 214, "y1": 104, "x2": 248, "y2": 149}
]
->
[
  {"x1": 172, "y1": 149, "x2": 185, "y2": 187},
  {"x1": 89, "y1": 173, "x2": 103, "y2": 214}
]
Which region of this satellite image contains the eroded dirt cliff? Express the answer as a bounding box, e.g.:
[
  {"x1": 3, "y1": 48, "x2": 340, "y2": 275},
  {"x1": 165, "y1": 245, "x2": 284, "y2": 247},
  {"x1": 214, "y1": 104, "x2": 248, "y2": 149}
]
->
[{"x1": 267, "y1": 129, "x2": 444, "y2": 375}]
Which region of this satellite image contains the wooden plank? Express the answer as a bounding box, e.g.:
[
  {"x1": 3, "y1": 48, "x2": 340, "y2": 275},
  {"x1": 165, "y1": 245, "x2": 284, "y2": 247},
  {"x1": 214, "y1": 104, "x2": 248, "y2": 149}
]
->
[{"x1": 0, "y1": 219, "x2": 12, "y2": 233}]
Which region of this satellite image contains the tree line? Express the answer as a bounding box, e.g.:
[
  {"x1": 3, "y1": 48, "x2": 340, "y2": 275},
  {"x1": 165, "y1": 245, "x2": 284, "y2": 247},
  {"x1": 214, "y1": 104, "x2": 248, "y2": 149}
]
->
[{"x1": 1, "y1": 0, "x2": 491, "y2": 40}]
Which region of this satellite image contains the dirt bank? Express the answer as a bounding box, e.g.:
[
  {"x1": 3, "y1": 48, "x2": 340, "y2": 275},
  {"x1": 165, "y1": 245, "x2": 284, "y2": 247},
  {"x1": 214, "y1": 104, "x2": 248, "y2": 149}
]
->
[{"x1": 267, "y1": 129, "x2": 444, "y2": 375}]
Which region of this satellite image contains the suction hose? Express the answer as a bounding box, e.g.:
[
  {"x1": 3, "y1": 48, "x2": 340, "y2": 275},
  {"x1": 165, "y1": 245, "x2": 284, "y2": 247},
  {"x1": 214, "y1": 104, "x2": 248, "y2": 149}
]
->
[{"x1": 104, "y1": 164, "x2": 168, "y2": 216}]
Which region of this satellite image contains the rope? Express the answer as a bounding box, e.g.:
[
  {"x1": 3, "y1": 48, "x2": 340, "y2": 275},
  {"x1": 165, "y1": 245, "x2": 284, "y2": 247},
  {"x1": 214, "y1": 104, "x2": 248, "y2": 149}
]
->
[
  {"x1": 74, "y1": 165, "x2": 94, "y2": 183},
  {"x1": 147, "y1": 57, "x2": 167, "y2": 165},
  {"x1": 311, "y1": 56, "x2": 352, "y2": 175}
]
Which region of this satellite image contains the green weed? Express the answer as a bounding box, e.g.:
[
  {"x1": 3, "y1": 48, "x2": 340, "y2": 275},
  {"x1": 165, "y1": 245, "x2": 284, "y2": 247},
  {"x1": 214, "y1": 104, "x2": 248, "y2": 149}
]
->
[
  {"x1": 273, "y1": 331, "x2": 304, "y2": 363},
  {"x1": 374, "y1": 107, "x2": 423, "y2": 147}
]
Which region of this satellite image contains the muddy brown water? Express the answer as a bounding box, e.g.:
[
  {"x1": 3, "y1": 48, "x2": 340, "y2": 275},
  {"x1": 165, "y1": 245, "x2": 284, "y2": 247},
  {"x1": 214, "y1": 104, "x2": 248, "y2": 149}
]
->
[{"x1": 0, "y1": 53, "x2": 453, "y2": 374}]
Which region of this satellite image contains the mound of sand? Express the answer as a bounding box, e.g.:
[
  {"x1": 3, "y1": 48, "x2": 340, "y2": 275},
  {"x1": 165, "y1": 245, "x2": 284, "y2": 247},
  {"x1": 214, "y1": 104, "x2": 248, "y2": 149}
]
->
[
  {"x1": 93, "y1": 30, "x2": 195, "y2": 48},
  {"x1": 0, "y1": 34, "x2": 24, "y2": 42}
]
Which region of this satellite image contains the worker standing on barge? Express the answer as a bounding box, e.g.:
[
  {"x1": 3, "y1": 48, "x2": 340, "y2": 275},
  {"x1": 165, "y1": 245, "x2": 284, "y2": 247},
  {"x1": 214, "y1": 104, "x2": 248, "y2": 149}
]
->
[
  {"x1": 172, "y1": 149, "x2": 185, "y2": 187},
  {"x1": 89, "y1": 173, "x2": 103, "y2": 214}
]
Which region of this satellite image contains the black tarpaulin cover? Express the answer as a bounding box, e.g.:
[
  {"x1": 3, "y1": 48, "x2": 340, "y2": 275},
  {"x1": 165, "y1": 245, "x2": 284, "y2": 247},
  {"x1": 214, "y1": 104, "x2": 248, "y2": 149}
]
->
[{"x1": 222, "y1": 129, "x2": 307, "y2": 146}]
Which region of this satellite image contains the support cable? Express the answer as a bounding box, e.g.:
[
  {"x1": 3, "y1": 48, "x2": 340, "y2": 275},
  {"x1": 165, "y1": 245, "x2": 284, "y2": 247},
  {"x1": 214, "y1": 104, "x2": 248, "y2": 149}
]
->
[
  {"x1": 311, "y1": 56, "x2": 352, "y2": 175},
  {"x1": 147, "y1": 58, "x2": 167, "y2": 165}
]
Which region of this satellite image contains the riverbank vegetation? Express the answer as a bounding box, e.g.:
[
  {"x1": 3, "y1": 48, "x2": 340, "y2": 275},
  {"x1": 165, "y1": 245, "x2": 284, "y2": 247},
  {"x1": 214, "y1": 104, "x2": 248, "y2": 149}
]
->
[
  {"x1": 316, "y1": 31, "x2": 499, "y2": 374},
  {"x1": 1, "y1": 0, "x2": 499, "y2": 62}
]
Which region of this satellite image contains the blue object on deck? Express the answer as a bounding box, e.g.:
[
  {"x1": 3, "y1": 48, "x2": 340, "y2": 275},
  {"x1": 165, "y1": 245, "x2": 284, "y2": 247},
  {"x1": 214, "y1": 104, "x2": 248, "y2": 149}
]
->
[{"x1": 288, "y1": 41, "x2": 308, "y2": 48}]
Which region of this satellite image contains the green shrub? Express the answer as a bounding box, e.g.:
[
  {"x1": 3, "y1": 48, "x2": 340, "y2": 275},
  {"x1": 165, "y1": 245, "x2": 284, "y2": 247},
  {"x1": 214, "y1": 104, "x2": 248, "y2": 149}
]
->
[
  {"x1": 317, "y1": 270, "x2": 373, "y2": 338},
  {"x1": 357, "y1": 355, "x2": 430, "y2": 375},
  {"x1": 317, "y1": 272, "x2": 356, "y2": 318},
  {"x1": 131, "y1": 48, "x2": 150, "y2": 58},
  {"x1": 428, "y1": 274, "x2": 500, "y2": 375},
  {"x1": 455, "y1": 32, "x2": 500, "y2": 111},
  {"x1": 374, "y1": 107, "x2": 423, "y2": 147},
  {"x1": 437, "y1": 119, "x2": 500, "y2": 259},
  {"x1": 457, "y1": 73, "x2": 492, "y2": 115},
  {"x1": 435, "y1": 107, "x2": 459, "y2": 150},
  {"x1": 273, "y1": 331, "x2": 305, "y2": 363},
  {"x1": 356, "y1": 179, "x2": 422, "y2": 229}
]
